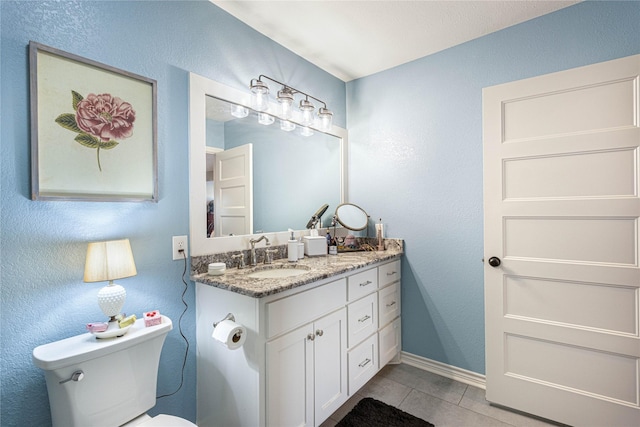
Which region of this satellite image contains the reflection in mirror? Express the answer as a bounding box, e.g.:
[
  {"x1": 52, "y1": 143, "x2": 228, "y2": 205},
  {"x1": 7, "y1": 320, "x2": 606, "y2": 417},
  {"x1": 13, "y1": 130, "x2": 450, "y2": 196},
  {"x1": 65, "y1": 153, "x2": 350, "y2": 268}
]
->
[
  {"x1": 335, "y1": 203, "x2": 369, "y2": 231},
  {"x1": 206, "y1": 96, "x2": 341, "y2": 237},
  {"x1": 189, "y1": 73, "x2": 348, "y2": 256}
]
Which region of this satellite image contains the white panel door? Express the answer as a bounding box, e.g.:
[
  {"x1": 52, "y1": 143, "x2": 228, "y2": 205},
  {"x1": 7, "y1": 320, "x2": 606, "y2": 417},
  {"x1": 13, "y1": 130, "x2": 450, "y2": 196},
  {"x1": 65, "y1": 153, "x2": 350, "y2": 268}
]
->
[
  {"x1": 213, "y1": 143, "x2": 252, "y2": 237},
  {"x1": 483, "y1": 54, "x2": 640, "y2": 426}
]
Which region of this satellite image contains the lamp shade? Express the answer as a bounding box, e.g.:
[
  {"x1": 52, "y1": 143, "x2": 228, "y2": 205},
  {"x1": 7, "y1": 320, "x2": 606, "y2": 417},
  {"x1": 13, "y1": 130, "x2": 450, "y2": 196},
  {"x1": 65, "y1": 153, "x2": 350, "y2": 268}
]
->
[{"x1": 84, "y1": 239, "x2": 137, "y2": 283}]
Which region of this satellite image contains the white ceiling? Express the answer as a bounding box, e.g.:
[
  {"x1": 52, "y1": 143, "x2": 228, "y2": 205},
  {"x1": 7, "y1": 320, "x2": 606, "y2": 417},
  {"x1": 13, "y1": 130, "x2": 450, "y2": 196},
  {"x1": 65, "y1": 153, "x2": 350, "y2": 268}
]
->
[{"x1": 211, "y1": 0, "x2": 581, "y2": 82}]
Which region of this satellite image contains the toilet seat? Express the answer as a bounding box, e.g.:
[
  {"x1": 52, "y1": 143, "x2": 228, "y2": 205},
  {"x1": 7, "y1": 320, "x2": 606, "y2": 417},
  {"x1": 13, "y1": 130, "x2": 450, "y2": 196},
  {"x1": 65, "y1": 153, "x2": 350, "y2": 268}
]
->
[{"x1": 131, "y1": 414, "x2": 197, "y2": 427}]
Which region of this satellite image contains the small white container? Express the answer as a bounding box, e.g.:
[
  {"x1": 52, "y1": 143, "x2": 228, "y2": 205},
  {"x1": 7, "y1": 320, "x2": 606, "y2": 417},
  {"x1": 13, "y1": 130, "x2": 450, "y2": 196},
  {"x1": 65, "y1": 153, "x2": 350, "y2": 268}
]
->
[
  {"x1": 208, "y1": 262, "x2": 226, "y2": 276},
  {"x1": 303, "y1": 236, "x2": 327, "y2": 256}
]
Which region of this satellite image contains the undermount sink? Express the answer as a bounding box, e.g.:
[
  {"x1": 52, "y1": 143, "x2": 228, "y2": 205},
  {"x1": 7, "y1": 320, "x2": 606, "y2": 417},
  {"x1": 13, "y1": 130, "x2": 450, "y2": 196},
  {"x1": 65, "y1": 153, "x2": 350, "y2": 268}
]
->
[{"x1": 247, "y1": 266, "x2": 310, "y2": 279}]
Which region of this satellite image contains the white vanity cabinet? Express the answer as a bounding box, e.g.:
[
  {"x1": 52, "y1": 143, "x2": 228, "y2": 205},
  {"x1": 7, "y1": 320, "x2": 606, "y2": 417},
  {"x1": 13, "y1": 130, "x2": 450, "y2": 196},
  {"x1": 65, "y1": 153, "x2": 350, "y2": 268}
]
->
[{"x1": 195, "y1": 257, "x2": 401, "y2": 427}]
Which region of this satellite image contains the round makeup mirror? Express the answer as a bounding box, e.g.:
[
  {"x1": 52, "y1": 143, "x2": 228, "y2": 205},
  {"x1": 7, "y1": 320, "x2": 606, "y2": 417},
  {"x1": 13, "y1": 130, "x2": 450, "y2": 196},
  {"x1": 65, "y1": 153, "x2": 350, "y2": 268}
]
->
[{"x1": 334, "y1": 203, "x2": 369, "y2": 231}]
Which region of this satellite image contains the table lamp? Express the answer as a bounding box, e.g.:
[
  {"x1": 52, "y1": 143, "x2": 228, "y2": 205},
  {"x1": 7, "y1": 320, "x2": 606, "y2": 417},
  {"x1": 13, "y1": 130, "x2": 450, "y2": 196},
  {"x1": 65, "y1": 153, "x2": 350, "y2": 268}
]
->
[{"x1": 84, "y1": 239, "x2": 137, "y2": 322}]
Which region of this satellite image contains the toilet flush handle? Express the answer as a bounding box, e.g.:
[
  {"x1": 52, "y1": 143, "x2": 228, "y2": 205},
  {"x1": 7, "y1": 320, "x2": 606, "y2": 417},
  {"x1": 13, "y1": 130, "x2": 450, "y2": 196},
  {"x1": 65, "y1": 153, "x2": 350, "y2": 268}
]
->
[{"x1": 59, "y1": 370, "x2": 84, "y2": 384}]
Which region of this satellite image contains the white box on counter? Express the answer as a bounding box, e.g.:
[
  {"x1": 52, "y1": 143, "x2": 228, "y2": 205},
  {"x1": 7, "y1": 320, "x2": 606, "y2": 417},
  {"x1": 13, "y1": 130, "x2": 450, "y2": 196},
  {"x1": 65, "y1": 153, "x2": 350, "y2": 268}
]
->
[{"x1": 303, "y1": 236, "x2": 327, "y2": 256}]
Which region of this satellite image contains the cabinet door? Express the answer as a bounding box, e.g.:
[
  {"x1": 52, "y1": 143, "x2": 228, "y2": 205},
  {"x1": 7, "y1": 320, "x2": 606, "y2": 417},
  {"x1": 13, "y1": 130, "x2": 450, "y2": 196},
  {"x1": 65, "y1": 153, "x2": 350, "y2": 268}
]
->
[
  {"x1": 379, "y1": 317, "x2": 401, "y2": 366},
  {"x1": 267, "y1": 323, "x2": 314, "y2": 427},
  {"x1": 314, "y1": 308, "x2": 347, "y2": 427}
]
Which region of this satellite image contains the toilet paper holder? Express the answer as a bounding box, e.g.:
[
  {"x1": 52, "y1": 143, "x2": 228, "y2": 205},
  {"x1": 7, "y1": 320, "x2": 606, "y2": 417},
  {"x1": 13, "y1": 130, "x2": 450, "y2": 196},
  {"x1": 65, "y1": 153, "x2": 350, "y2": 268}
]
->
[{"x1": 213, "y1": 313, "x2": 235, "y2": 328}]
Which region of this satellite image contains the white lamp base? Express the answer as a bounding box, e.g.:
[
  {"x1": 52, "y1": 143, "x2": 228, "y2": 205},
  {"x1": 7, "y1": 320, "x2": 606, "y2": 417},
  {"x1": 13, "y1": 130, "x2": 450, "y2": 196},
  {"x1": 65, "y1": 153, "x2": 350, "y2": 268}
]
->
[{"x1": 97, "y1": 282, "x2": 126, "y2": 320}]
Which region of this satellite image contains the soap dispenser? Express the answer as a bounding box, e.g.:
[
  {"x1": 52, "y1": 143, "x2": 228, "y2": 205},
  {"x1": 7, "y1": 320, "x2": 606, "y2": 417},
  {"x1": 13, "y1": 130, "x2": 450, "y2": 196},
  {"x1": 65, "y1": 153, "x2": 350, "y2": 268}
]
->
[{"x1": 288, "y1": 229, "x2": 298, "y2": 262}]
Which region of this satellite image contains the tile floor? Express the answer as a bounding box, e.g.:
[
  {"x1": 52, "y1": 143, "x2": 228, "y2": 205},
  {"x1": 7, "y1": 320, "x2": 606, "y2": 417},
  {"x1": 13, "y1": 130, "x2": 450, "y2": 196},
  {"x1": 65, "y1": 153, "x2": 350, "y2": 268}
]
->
[{"x1": 321, "y1": 363, "x2": 567, "y2": 427}]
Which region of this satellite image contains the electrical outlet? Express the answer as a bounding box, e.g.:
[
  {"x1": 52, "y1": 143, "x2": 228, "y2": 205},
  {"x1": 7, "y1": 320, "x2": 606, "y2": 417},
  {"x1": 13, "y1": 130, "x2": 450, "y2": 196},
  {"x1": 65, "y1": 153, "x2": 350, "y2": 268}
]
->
[{"x1": 172, "y1": 235, "x2": 188, "y2": 260}]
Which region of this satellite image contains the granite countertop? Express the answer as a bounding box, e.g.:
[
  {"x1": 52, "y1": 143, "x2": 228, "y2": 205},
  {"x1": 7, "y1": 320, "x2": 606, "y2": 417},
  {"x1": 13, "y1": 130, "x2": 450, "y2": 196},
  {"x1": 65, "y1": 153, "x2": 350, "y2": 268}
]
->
[{"x1": 191, "y1": 241, "x2": 403, "y2": 298}]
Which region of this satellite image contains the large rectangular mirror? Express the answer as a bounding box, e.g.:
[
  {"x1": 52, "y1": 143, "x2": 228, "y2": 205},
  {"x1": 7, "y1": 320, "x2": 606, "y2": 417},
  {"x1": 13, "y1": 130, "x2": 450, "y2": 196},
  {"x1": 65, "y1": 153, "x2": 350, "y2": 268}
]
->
[{"x1": 189, "y1": 73, "x2": 348, "y2": 256}]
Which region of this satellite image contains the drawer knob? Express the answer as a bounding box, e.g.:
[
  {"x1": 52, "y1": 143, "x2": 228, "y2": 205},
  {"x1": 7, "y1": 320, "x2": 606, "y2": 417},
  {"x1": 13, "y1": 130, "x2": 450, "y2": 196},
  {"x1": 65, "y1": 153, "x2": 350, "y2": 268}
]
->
[
  {"x1": 358, "y1": 358, "x2": 372, "y2": 368},
  {"x1": 386, "y1": 301, "x2": 396, "y2": 307},
  {"x1": 358, "y1": 315, "x2": 371, "y2": 323},
  {"x1": 315, "y1": 329, "x2": 324, "y2": 337},
  {"x1": 307, "y1": 333, "x2": 315, "y2": 341},
  {"x1": 387, "y1": 271, "x2": 397, "y2": 276},
  {"x1": 359, "y1": 280, "x2": 372, "y2": 287}
]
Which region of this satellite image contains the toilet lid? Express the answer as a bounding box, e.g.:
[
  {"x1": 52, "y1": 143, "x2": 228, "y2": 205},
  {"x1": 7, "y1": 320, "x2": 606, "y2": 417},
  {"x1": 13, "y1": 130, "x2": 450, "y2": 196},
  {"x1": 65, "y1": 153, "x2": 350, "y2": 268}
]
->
[{"x1": 138, "y1": 414, "x2": 197, "y2": 427}]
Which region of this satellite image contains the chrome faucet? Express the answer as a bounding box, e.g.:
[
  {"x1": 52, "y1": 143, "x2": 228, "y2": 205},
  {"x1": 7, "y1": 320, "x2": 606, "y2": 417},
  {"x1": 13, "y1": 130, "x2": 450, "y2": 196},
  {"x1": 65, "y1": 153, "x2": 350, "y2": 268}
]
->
[{"x1": 249, "y1": 236, "x2": 270, "y2": 266}]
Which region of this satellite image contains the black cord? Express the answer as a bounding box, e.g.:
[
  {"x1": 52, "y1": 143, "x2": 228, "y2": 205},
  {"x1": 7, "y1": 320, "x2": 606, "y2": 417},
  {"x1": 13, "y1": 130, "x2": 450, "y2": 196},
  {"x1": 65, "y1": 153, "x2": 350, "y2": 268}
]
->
[{"x1": 157, "y1": 250, "x2": 190, "y2": 399}]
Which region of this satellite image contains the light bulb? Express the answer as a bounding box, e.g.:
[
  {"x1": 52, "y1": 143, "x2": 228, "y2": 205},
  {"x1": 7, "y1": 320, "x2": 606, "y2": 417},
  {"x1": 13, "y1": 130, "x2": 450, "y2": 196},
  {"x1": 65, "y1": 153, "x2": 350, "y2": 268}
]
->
[
  {"x1": 299, "y1": 99, "x2": 314, "y2": 127},
  {"x1": 250, "y1": 79, "x2": 270, "y2": 111},
  {"x1": 277, "y1": 88, "x2": 294, "y2": 120},
  {"x1": 318, "y1": 107, "x2": 333, "y2": 131}
]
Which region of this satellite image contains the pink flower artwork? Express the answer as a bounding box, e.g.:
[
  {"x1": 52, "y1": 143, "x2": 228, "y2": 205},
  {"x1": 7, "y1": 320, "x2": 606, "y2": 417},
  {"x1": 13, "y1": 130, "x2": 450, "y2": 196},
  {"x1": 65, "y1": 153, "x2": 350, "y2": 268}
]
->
[
  {"x1": 76, "y1": 94, "x2": 136, "y2": 142},
  {"x1": 55, "y1": 90, "x2": 136, "y2": 171}
]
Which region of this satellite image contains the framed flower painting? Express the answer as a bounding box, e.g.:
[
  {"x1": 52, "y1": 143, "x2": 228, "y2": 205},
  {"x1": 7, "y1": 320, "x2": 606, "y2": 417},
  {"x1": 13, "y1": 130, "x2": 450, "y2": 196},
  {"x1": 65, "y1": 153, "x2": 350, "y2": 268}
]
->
[{"x1": 29, "y1": 41, "x2": 158, "y2": 202}]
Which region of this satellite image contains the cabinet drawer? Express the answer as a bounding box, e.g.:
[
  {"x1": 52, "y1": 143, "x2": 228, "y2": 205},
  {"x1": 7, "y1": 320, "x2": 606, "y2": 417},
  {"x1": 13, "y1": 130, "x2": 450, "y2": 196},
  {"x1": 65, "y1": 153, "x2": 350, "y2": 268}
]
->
[
  {"x1": 267, "y1": 278, "x2": 346, "y2": 338},
  {"x1": 347, "y1": 293, "x2": 377, "y2": 349},
  {"x1": 379, "y1": 317, "x2": 401, "y2": 367},
  {"x1": 347, "y1": 333, "x2": 378, "y2": 395},
  {"x1": 378, "y1": 259, "x2": 401, "y2": 288},
  {"x1": 378, "y1": 282, "x2": 400, "y2": 328},
  {"x1": 347, "y1": 267, "x2": 378, "y2": 301}
]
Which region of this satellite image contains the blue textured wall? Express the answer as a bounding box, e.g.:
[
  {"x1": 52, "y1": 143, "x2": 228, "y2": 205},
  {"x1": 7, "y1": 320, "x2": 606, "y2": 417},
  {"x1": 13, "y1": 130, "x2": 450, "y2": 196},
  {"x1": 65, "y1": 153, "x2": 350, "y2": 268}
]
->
[
  {"x1": 347, "y1": 1, "x2": 640, "y2": 374},
  {"x1": 0, "y1": 1, "x2": 345, "y2": 425}
]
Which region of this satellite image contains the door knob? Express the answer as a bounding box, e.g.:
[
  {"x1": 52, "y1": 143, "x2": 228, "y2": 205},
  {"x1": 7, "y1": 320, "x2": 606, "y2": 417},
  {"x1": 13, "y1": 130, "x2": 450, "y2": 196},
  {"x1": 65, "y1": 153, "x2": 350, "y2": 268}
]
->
[{"x1": 488, "y1": 257, "x2": 501, "y2": 267}]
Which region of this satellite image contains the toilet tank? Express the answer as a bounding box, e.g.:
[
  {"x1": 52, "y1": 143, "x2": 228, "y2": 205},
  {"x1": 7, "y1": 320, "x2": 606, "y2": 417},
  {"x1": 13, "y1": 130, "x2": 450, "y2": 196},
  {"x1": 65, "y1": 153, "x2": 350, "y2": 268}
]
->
[{"x1": 33, "y1": 317, "x2": 173, "y2": 427}]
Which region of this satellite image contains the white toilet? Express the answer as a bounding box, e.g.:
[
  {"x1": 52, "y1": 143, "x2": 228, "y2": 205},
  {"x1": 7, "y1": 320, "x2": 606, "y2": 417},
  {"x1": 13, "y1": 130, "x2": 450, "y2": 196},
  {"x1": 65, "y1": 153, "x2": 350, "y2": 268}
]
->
[{"x1": 33, "y1": 316, "x2": 196, "y2": 427}]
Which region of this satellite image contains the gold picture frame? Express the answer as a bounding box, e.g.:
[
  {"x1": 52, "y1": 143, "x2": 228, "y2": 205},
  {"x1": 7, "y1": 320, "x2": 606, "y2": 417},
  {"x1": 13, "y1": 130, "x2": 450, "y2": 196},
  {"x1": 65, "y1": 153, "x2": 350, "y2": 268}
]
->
[{"x1": 29, "y1": 41, "x2": 158, "y2": 202}]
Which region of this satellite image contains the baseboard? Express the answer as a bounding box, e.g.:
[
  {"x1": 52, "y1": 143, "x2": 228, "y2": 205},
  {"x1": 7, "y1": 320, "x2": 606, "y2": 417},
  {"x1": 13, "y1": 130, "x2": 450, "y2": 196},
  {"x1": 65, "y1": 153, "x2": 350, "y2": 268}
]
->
[{"x1": 400, "y1": 351, "x2": 486, "y2": 390}]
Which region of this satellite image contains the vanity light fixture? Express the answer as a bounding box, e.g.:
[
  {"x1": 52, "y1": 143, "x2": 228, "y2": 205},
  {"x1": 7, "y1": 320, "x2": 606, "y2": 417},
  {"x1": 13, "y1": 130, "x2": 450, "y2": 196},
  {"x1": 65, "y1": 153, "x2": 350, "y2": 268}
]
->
[
  {"x1": 300, "y1": 126, "x2": 314, "y2": 137},
  {"x1": 84, "y1": 239, "x2": 137, "y2": 322},
  {"x1": 249, "y1": 75, "x2": 333, "y2": 131}
]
